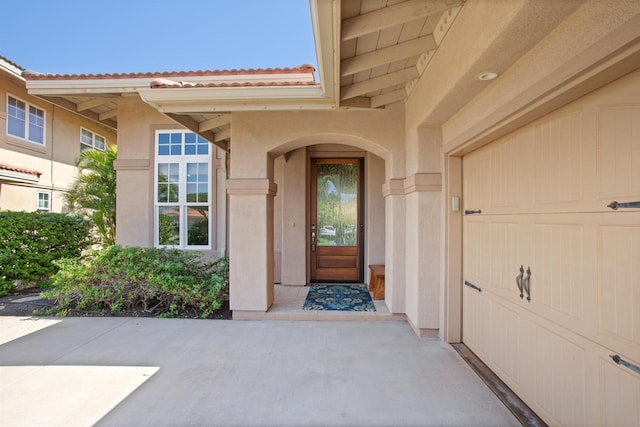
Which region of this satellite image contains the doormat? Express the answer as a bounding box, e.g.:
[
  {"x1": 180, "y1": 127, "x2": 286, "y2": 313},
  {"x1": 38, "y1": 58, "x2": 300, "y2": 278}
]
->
[{"x1": 303, "y1": 284, "x2": 376, "y2": 312}]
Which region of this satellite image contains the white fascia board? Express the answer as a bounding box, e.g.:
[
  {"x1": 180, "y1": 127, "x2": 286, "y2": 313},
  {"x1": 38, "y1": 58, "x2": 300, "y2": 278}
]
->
[
  {"x1": 0, "y1": 171, "x2": 40, "y2": 184},
  {"x1": 138, "y1": 85, "x2": 336, "y2": 112},
  {"x1": 0, "y1": 61, "x2": 24, "y2": 81},
  {"x1": 309, "y1": 0, "x2": 340, "y2": 107},
  {"x1": 25, "y1": 72, "x2": 316, "y2": 96},
  {"x1": 26, "y1": 78, "x2": 156, "y2": 94}
]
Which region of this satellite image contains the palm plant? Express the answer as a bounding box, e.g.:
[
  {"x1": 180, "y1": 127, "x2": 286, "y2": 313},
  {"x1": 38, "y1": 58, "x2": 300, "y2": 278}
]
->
[{"x1": 65, "y1": 146, "x2": 117, "y2": 246}]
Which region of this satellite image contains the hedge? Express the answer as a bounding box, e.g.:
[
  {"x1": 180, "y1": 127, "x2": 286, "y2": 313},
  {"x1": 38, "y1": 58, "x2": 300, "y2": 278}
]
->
[{"x1": 0, "y1": 211, "x2": 94, "y2": 295}]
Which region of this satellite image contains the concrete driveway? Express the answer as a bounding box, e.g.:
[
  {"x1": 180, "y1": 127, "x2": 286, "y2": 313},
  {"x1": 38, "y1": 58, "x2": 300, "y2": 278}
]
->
[{"x1": 0, "y1": 317, "x2": 519, "y2": 427}]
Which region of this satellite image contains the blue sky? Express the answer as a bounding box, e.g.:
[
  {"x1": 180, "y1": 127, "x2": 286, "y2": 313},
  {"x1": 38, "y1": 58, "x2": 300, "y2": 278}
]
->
[{"x1": 2, "y1": 0, "x2": 317, "y2": 75}]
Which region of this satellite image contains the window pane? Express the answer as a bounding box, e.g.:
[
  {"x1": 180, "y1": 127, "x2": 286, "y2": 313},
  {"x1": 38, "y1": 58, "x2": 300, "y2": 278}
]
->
[
  {"x1": 316, "y1": 162, "x2": 358, "y2": 247},
  {"x1": 187, "y1": 206, "x2": 208, "y2": 246},
  {"x1": 29, "y1": 106, "x2": 45, "y2": 144},
  {"x1": 158, "y1": 206, "x2": 180, "y2": 246},
  {"x1": 186, "y1": 184, "x2": 197, "y2": 202},
  {"x1": 158, "y1": 133, "x2": 170, "y2": 155},
  {"x1": 8, "y1": 116, "x2": 25, "y2": 138},
  {"x1": 8, "y1": 97, "x2": 25, "y2": 138},
  {"x1": 186, "y1": 163, "x2": 207, "y2": 202},
  {"x1": 94, "y1": 135, "x2": 106, "y2": 150},
  {"x1": 81, "y1": 129, "x2": 92, "y2": 141},
  {"x1": 185, "y1": 133, "x2": 196, "y2": 143},
  {"x1": 197, "y1": 136, "x2": 209, "y2": 155},
  {"x1": 29, "y1": 106, "x2": 44, "y2": 144},
  {"x1": 157, "y1": 163, "x2": 179, "y2": 202},
  {"x1": 198, "y1": 184, "x2": 208, "y2": 203},
  {"x1": 37, "y1": 192, "x2": 49, "y2": 210}
]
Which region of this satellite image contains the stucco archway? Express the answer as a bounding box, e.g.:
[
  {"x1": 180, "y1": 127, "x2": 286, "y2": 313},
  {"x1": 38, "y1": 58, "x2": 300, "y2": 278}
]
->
[
  {"x1": 228, "y1": 110, "x2": 406, "y2": 317},
  {"x1": 269, "y1": 134, "x2": 390, "y2": 291}
]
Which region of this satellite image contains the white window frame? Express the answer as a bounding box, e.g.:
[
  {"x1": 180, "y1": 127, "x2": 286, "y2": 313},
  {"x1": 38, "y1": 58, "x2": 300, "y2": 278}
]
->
[
  {"x1": 154, "y1": 130, "x2": 212, "y2": 250},
  {"x1": 6, "y1": 94, "x2": 45, "y2": 145},
  {"x1": 37, "y1": 191, "x2": 50, "y2": 212},
  {"x1": 80, "y1": 127, "x2": 106, "y2": 152}
]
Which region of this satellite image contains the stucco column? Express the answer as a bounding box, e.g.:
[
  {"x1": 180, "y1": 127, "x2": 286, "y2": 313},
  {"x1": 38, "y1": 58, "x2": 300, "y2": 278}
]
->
[
  {"x1": 382, "y1": 179, "x2": 405, "y2": 313},
  {"x1": 227, "y1": 179, "x2": 276, "y2": 313},
  {"x1": 403, "y1": 127, "x2": 442, "y2": 336}
]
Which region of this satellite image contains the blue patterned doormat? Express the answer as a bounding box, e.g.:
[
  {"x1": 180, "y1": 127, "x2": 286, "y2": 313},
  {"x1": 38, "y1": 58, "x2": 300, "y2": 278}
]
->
[{"x1": 303, "y1": 284, "x2": 376, "y2": 311}]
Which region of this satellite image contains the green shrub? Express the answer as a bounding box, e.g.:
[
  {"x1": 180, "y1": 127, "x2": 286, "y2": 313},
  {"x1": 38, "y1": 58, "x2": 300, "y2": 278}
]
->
[
  {"x1": 43, "y1": 246, "x2": 229, "y2": 318},
  {"x1": 0, "y1": 211, "x2": 94, "y2": 295}
]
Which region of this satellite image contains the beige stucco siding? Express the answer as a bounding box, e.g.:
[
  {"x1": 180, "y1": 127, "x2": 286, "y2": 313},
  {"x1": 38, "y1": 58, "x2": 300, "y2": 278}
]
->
[
  {"x1": 114, "y1": 96, "x2": 227, "y2": 258},
  {"x1": 1, "y1": 73, "x2": 116, "y2": 213}
]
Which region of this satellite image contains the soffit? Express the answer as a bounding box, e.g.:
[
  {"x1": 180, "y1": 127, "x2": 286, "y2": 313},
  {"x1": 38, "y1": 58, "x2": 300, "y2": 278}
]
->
[{"x1": 338, "y1": 0, "x2": 463, "y2": 109}]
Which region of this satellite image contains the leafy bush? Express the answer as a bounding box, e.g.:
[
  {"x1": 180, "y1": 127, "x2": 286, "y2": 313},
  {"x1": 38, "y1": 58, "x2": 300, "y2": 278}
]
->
[
  {"x1": 42, "y1": 246, "x2": 229, "y2": 318},
  {"x1": 0, "y1": 211, "x2": 94, "y2": 295}
]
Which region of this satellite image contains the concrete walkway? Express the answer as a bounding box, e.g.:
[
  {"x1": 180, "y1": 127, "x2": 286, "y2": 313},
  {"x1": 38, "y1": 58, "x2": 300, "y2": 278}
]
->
[{"x1": 0, "y1": 317, "x2": 520, "y2": 427}]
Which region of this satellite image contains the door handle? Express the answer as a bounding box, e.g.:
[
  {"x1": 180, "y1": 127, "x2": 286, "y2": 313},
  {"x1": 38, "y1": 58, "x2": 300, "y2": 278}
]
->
[
  {"x1": 311, "y1": 231, "x2": 316, "y2": 252},
  {"x1": 607, "y1": 201, "x2": 640, "y2": 210},
  {"x1": 516, "y1": 265, "x2": 524, "y2": 299},
  {"x1": 523, "y1": 267, "x2": 532, "y2": 302}
]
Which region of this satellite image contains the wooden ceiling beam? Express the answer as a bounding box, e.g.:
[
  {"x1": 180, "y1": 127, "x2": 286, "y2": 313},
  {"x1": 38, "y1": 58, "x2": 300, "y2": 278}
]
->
[
  {"x1": 38, "y1": 95, "x2": 117, "y2": 129},
  {"x1": 199, "y1": 114, "x2": 231, "y2": 132},
  {"x1": 340, "y1": 67, "x2": 418, "y2": 100},
  {"x1": 214, "y1": 128, "x2": 231, "y2": 143},
  {"x1": 370, "y1": 89, "x2": 405, "y2": 108},
  {"x1": 341, "y1": 35, "x2": 437, "y2": 76},
  {"x1": 341, "y1": 0, "x2": 463, "y2": 41},
  {"x1": 99, "y1": 109, "x2": 117, "y2": 121},
  {"x1": 77, "y1": 98, "x2": 110, "y2": 111},
  {"x1": 340, "y1": 97, "x2": 371, "y2": 109},
  {"x1": 166, "y1": 113, "x2": 227, "y2": 151}
]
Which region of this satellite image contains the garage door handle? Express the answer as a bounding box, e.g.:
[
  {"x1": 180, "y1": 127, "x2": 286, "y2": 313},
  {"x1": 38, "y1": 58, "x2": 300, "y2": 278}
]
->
[
  {"x1": 464, "y1": 209, "x2": 482, "y2": 215},
  {"x1": 523, "y1": 267, "x2": 532, "y2": 302},
  {"x1": 464, "y1": 281, "x2": 482, "y2": 292},
  {"x1": 607, "y1": 201, "x2": 640, "y2": 210},
  {"x1": 610, "y1": 355, "x2": 640, "y2": 375},
  {"x1": 516, "y1": 265, "x2": 524, "y2": 299}
]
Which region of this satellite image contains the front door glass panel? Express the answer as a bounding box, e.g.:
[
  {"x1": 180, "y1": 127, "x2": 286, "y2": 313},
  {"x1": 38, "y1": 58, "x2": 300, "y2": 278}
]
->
[{"x1": 316, "y1": 162, "x2": 358, "y2": 247}]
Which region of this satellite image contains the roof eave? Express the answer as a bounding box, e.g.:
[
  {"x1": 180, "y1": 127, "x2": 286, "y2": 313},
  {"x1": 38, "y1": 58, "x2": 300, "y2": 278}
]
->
[
  {"x1": 310, "y1": 0, "x2": 340, "y2": 108},
  {"x1": 138, "y1": 85, "x2": 334, "y2": 113}
]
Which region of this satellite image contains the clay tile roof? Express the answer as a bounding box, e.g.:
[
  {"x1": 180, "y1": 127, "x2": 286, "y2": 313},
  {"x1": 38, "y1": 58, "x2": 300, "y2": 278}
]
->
[
  {"x1": 0, "y1": 163, "x2": 42, "y2": 177},
  {"x1": 22, "y1": 64, "x2": 317, "y2": 81}
]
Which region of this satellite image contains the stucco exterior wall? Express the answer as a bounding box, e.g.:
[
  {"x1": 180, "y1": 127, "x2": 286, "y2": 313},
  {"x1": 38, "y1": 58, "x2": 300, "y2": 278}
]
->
[
  {"x1": 229, "y1": 108, "x2": 405, "y2": 314},
  {"x1": 114, "y1": 96, "x2": 227, "y2": 258},
  {"x1": 1, "y1": 73, "x2": 116, "y2": 213}
]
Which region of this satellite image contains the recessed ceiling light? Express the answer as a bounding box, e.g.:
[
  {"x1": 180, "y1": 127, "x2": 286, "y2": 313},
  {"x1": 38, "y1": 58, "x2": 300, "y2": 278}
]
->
[{"x1": 478, "y1": 72, "x2": 498, "y2": 81}]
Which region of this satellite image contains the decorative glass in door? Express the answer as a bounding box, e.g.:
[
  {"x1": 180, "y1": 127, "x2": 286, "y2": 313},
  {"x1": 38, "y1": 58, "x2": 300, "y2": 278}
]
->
[{"x1": 316, "y1": 162, "x2": 358, "y2": 247}]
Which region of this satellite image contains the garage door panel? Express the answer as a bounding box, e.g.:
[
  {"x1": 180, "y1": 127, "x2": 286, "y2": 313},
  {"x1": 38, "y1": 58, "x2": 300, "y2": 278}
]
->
[
  {"x1": 490, "y1": 301, "x2": 522, "y2": 386},
  {"x1": 534, "y1": 323, "x2": 588, "y2": 427},
  {"x1": 534, "y1": 112, "x2": 583, "y2": 206},
  {"x1": 490, "y1": 221, "x2": 521, "y2": 297},
  {"x1": 462, "y1": 285, "x2": 490, "y2": 359},
  {"x1": 597, "y1": 105, "x2": 640, "y2": 199},
  {"x1": 598, "y1": 222, "x2": 640, "y2": 350},
  {"x1": 600, "y1": 354, "x2": 640, "y2": 427},
  {"x1": 462, "y1": 71, "x2": 640, "y2": 426},
  {"x1": 462, "y1": 219, "x2": 490, "y2": 285},
  {"x1": 531, "y1": 221, "x2": 586, "y2": 322}
]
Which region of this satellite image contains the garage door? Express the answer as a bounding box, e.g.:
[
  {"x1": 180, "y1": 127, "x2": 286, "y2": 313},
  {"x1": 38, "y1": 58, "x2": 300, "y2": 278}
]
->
[{"x1": 462, "y1": 70, "x2": 640, "y2": 426}]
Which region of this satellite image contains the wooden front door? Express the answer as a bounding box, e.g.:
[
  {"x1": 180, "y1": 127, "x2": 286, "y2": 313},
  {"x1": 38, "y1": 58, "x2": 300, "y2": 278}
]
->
[{"x1": 310, "y1": 158, "x2": 363, "y2": 282}]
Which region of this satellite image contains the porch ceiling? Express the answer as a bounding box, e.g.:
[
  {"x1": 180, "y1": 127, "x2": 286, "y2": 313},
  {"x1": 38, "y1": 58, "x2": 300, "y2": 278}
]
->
[{"x1": 338, "y1": 0, "x2": 462, "y2": 109}]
